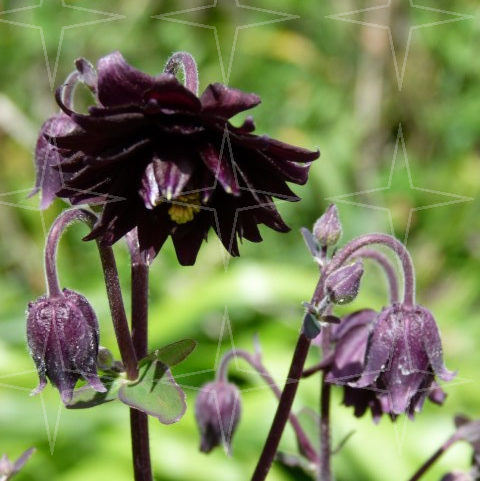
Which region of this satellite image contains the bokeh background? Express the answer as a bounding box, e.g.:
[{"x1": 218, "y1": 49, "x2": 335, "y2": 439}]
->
[{"x1": 0, "y1": 0, "x2": 479, "y2": 480}]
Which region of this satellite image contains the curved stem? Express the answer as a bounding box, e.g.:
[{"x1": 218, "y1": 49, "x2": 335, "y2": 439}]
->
[
  {"x1": 217, "y1": 349, "x2": 318, "y2": 463},
  {"x1": 164, "y1": 52, "x2": 199, "y2": 95},
  {"x1": 127, "y1": 229, "x2": 152, "y2": 481},
  {"x1": 351, "y1": 248, "x2": 400, "y2": 303},
  {"x1": 327, "y1": 233, "x2": 415, "y2": 306},
  {"x1": 44, "y1": 208, "x2": 138, "y2": 379},
  {"x1": 319, "y1": 373, "x2": 332, "y2": 481},
  {"x1": 407, "y1": 435, "x2": 456, "y2": 481}
]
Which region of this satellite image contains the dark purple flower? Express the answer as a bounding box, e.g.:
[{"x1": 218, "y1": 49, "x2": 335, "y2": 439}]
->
[
  {"x1": 34, "y1": 51, "x2": 319, "y2": 265},
  {"x1": 195, "y1": 381, "x2": 241, "y2": 454},
  {"x1": 351, "y1": 303, "x2": 455, "y2": 417},
  {"x1": 27, "y1": 288, "x2": 106, "y2": 404},
  {"x1": 319, "y1": 308, "x2": 449, "y2": 421}
]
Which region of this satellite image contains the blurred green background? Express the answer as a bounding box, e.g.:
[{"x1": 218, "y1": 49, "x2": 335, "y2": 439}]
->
[{"x1": 0, "y1": 0, "x2": 479, "y2": 480}]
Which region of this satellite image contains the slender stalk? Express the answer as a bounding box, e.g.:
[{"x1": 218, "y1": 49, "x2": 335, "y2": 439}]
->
[
  {"x1": 44, "y1": 208, "x2": 138, "y2": 379},
  {"x1": 327, "y1": 233, "x2": 415, "y2": 306},
  {"x1": 319, "y1": 373, "x2": 331, "y2": 481},
  {"x1": 217, "y1": 350, "x2": 318, "y2": 463},
  {"x1": 251, "y1": 277, "x2": 327, "y2": 480},
  {"x1": 127, "y1": 229, "x2": 153, "y2": 481},
  {"x1": 164, "y1": 51, "x2": 199, "y2": 95},
  {"x1": 351, "y1": 248, "x2": 400, "y2": 303},
  {"x1": 407, "y1": 436, "x2": 456, "y2": 481}
]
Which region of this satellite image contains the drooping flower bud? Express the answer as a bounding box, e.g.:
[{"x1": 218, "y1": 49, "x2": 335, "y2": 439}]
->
[
  {"x1": 195, "y1": 381, "x2": 241, "y2": 454},
  {"x1": 325, "y1": 261, "x2": 364, "y2": 305},
  {"x1": 313, "y1": 204, "x2": 342, "y2": 247},
  {"x1": 27, "y1": 288, "x2": 106, "y2": 404}
]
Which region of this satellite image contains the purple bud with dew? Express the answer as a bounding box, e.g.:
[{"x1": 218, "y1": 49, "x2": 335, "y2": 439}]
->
[
  {"x1": 325, "y1": 261, "x2": 364, "y2": 305},
  {"x1": 27, "y1": 288, "x2": 106, "y2": 404},
  {"x1": 313, "y1": 204, "x2": 342, "y2": 247},
  {"x1": 195, "y1": 381, "x2": 241, "y2": 454}
]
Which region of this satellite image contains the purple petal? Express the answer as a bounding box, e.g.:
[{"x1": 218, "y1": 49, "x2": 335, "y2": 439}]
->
[
  {"x1": 200, "y1": 143, "x2": 239, "y2": 195},
  {"x1": 171, "y1": 215, "x2": 211, "y2": 266},
  {"x1": 352, "y1": 308, "x2": 397, "y2": 388},
  {"x1": 420, "y1": 307, "x2": 456, "y2": 382},
  {"x1": 97, "y1": 51, "x2": 156, "y2": 107},
  {"x1": 31, "y1": 114, "x2": 76, "y2": 209},
  {"x1": 145, "y1": 74, "x2": 202, "y2": 112},
  {"x1": 201, "y1": 83, "x2": 260, "y2": 118}
]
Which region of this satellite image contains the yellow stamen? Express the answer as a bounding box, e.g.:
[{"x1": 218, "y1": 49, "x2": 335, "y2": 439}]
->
[{"x1": 168, "y1": 193, "x2": 201, "y2": 224}]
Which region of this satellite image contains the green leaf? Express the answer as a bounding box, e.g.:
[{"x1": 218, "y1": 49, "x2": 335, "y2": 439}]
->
[
  {"x1": 118, "y1": 360, "x2": 186, "y2": 424},
  {"x1": 66, "y1": 376, "x2": 123, "y2": 409},
  {"x1": 140, "y1": 339, "x2": 197, "y2": 368}
]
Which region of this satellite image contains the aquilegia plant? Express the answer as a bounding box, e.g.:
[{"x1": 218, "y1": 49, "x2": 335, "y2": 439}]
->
[{"x1": 16, "y1": 50, "x2": 474, "y2": 481}]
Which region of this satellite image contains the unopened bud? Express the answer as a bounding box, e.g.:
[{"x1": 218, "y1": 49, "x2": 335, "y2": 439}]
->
[
  {"x1": 195, "y1": 381, "x2": 241, "y2": 454},
  {"x1": 27, "y1": 288, "x2": 106, "y2": 404},
  {"x1": 313, "y1": 204, "x2": 342, "y2": 247},
  {"x1": 325, "y1": 262, "x2": 364, "y2": 304}
]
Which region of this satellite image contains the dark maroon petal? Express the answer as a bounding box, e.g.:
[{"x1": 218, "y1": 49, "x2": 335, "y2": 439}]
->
[
  {"x1": 137, "y1": 208, "x2": 172, "y2": 263},
  {"x1": 97, "y1": 51, "x2": 156, "y2": 107},
  {"x1": 171, "y1": 214, "x2": 211, "y2": 266},
  {"x1": 145, "y1": 74, "x2": 202, "y2": 112},
  {"x1": 139, "y1": 155, "x2": 193, "y2": 208},
  {"x1": 353, "y1": 308, "x2": 397, "y2": 388},
  {"x1": 420, "y1": 307, "x2": 456, "y2": 382},
  {"x1": 237, "y1": 212, "x2": 263, "y2": 243},
  {"x1": 201, "y1": 83, "x2": 260, "y2": 118},
  {"x1": 31, "y1": 114, "x2": 77, "y2": 209},
  {"x1": 263, "y1": 137, "x2": 320, "y2": 163},
  {"x1": 212, "y1": 194, "x2": 240, "y2": 256},
  {"x1": 253, "y1": 203, "x2": 290, "y2": 233},
  {"x1": 200, "y1": 143, "x2": 239, "y2": 195}
]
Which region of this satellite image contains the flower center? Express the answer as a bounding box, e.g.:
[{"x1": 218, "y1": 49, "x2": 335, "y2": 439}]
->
[{"x1": 168, "y1": 193, "x2": 201, "y2": 224}]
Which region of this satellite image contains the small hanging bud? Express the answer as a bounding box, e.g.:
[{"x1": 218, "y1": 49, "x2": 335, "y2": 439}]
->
[
  {"x1": 195, "y1": 381, "x2": 241, "y2": 454},
  {"x1": 27, "y1": 288, "x2": 106, "y2": 404},
  {"x1": 313, "y1": 204, "x2": 342, "y2": 247},
  {"x1": 325, "y1": 262, "x2": 364, "y2": 305}
]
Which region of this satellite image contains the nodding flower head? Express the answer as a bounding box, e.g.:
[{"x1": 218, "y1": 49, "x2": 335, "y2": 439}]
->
[
  {"x1": 320, "y1": 308, "x2": 449, "y2": 421},
  {"x1": 195, "y1": 381, "x2": 241, "y2": 454},
  {"x1": 350, "y1": 303, "x2": 455, "y2": 417},
  {"x1": 26, "y1": 288, "x2": 106, "y2": 404},
  {"x1": 33, "y1": 51, "x2": 319, "y2": 265}
]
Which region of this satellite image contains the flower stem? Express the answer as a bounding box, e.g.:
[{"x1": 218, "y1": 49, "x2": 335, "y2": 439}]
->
[
  {"x1": 328, "y1": 233, "x2": 415, "y2": 306},
  {"x1": 407, "y1": 435, "x2": 456, "y2": 481},
  {"x1": 217, "y1": 349, "x2": 318, "y2": 463},
  {"x1": 350, "y1": 248, "x2": 400, "y2": 303},
  {"x1": 44, "y1": 208, "x2": 138, "y2": 379},
  {"x1": 251, "y1": 278, "x2": 327, "y2": 480},
  {"x1": 319, "y1": 372, "x2": 332, "y2": 481},
  {"x1": 164, "y1": 51, "x2": 199, "y2": 96},
  {"x1": 127, "y1": 230, "x2": 152, "y2": 481}
]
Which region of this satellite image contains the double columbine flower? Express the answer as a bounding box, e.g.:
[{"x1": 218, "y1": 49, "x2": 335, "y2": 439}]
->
[{"x1": 33, "y1": 51, "x2": 319, "y2": 265}]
